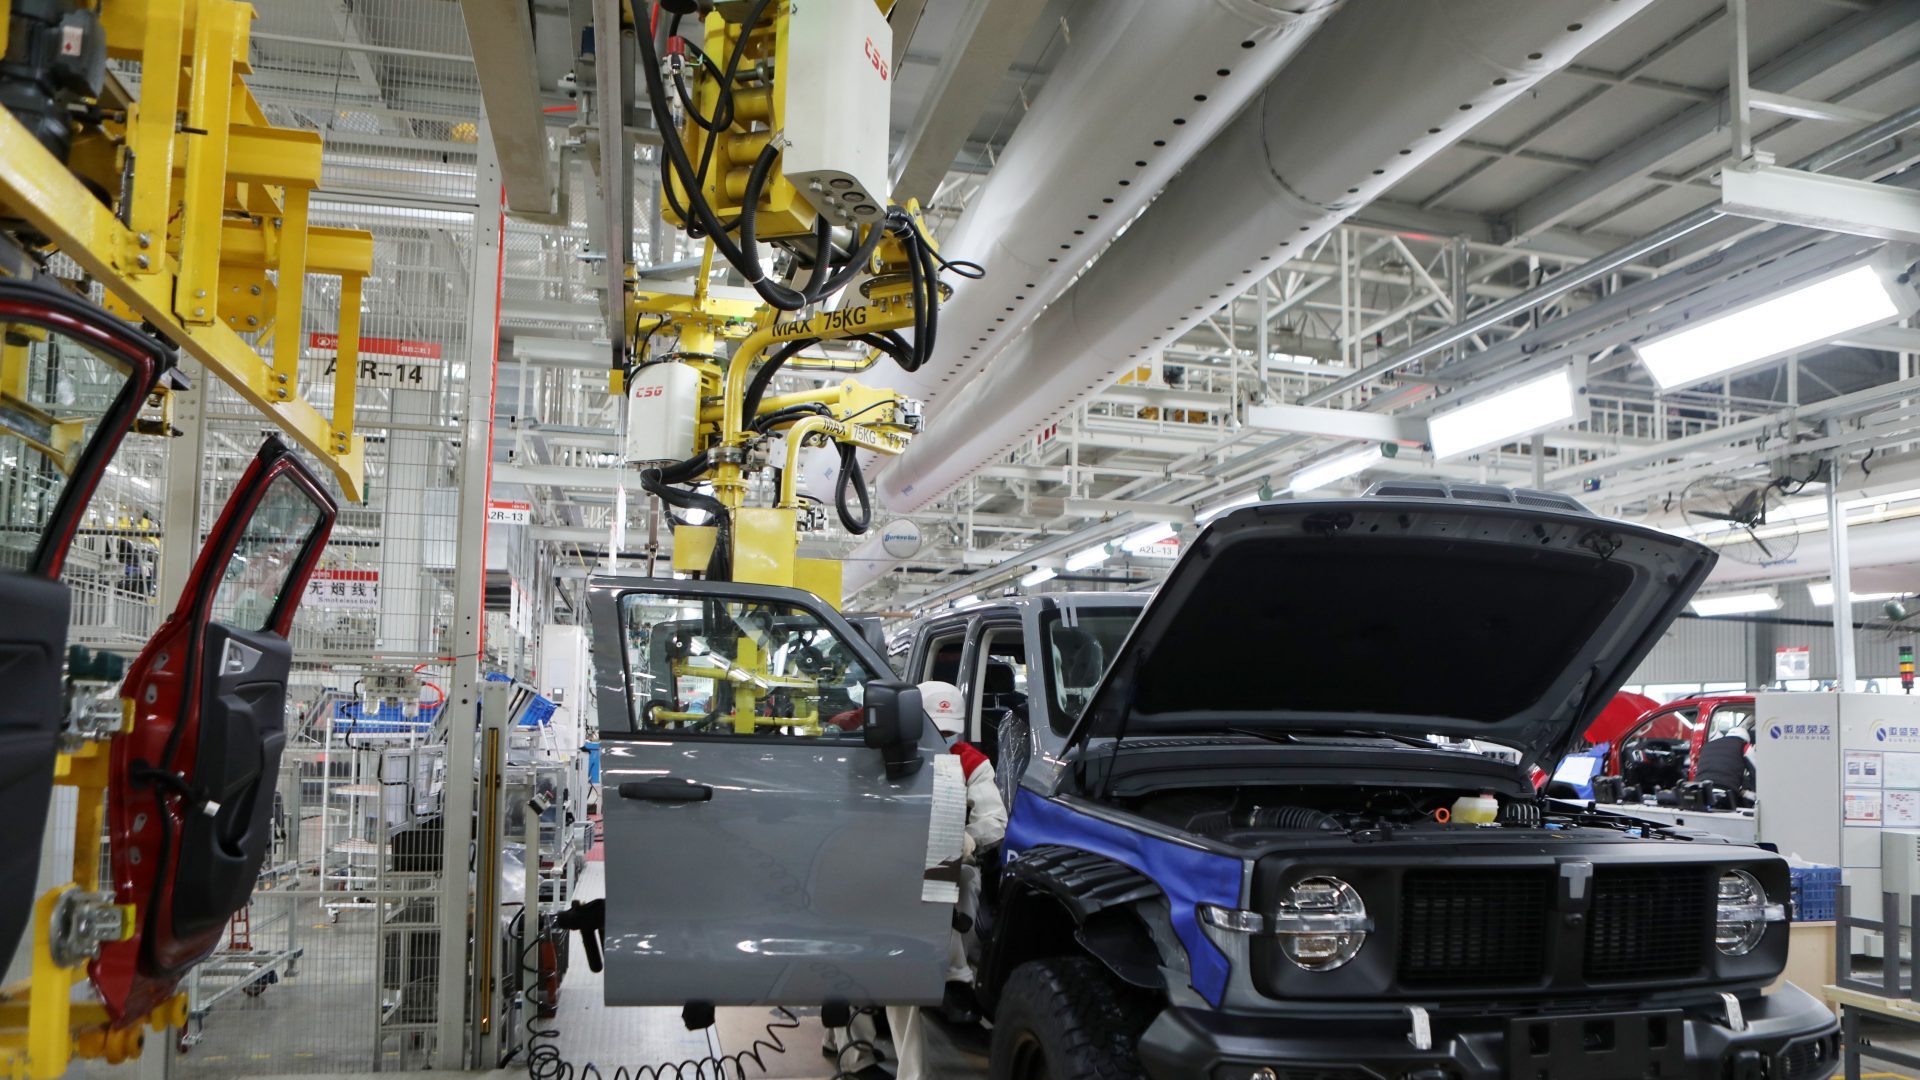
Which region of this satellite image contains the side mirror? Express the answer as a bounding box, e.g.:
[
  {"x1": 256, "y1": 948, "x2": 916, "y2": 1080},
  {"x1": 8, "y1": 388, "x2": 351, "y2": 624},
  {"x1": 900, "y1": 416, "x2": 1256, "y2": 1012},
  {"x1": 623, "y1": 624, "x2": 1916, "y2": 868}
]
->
[{"x1": 862, "y1": 681, "x2": 924, "y2": 779}]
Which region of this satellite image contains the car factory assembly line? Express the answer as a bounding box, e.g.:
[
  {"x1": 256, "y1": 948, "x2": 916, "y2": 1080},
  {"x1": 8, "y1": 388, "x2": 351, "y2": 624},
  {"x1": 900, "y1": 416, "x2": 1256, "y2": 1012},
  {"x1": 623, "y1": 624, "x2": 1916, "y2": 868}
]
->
[{"x1": 0, "y1": 0, "x2": 1918, "y2": 1078}]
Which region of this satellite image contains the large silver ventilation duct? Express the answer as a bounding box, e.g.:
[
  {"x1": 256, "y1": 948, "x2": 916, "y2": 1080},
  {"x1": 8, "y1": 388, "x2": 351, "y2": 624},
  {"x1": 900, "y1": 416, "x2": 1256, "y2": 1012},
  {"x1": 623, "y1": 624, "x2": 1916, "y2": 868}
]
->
[
  {"x1": 876, "y1": 0, "x2": 1660, "y2": 518},
  {"x1": 871, "y1": 0, "x2": 1344, "y2": 412}
]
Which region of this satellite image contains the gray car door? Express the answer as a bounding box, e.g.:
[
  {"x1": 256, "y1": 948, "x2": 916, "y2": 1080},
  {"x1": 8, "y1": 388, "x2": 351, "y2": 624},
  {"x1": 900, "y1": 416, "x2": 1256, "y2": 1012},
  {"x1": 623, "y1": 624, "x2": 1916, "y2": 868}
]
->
[{"x1": 587, "y1": 575, "x2": 952, "y2": 1007}]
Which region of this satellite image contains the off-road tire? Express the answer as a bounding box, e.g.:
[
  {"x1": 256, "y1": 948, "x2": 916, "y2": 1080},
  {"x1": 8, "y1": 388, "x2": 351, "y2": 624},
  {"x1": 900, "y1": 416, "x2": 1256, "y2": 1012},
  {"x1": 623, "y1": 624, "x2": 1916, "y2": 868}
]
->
[{"x1": 988, "y1": 957, "x2": 1152, "y2": 1080}]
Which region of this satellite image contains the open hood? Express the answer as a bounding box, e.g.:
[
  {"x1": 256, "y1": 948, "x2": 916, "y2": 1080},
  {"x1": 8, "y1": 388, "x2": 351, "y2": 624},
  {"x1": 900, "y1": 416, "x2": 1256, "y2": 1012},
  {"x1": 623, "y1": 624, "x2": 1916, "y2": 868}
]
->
[{"x1": 1066, "y1": 484, "x2": 1715, "y2": 772}]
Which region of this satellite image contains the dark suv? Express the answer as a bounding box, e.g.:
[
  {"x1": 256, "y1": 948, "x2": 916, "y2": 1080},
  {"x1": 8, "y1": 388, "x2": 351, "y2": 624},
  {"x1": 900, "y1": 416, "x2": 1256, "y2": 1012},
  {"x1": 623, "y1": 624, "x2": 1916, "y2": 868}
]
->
[{"x1": 589, "y1": 483, "x2": 1838, "y2": 1079}]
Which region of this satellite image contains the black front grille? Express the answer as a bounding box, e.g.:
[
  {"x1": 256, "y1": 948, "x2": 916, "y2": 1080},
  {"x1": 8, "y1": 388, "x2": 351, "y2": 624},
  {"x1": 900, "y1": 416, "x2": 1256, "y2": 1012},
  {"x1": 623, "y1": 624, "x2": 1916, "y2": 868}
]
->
[
  {"x1": 1585, "y1": 868, "x2": 1710, "y2": 981},
  {"x1": 1399, "y1": 869, "x2": 1552, "y2": 987}
]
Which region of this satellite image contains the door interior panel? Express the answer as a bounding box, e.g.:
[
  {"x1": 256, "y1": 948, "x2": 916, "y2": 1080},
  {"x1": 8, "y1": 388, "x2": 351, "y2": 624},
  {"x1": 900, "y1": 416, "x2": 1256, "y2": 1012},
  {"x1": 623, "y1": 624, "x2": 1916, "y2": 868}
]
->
[
  {"x1": 94, "y1": 439, "x2": 335, "y2": 1026},
  {"x1": 0, "y1": 575, "x2": 71, "y2": 972},
  {"x1": 0, "y1": 283, "x2": 169, "y2": 987},
  {"x1": 169, "y1": 623, "x2": 291, "y2": 947}
]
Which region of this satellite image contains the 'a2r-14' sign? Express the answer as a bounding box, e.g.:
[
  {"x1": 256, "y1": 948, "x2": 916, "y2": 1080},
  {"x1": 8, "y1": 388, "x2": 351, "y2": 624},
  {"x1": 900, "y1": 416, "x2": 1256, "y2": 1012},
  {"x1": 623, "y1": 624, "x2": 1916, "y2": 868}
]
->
[{"x1": 307, "y1": 333, "x2": 443, "y2": 388}]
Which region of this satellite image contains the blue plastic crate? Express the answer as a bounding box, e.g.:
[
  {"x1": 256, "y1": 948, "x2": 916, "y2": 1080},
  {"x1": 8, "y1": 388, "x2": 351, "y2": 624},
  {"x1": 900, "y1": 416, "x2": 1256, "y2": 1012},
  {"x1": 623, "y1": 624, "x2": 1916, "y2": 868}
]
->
[
  {"x1": 1791, "y1": 863, "x2": 1841, "y2": 922},
  {"x1": 519, "y1": 695, "x2": 558, "y2": 728}
]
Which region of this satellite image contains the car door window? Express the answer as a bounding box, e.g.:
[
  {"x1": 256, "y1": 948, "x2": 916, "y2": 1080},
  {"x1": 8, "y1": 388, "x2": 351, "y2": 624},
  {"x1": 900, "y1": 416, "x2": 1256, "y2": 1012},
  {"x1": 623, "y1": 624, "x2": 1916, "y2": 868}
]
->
[
  {"x1": 621, "y1": 592, "x2": 879, "y2": 737},
  {"x1": 922, "y1": 630, "x2": 964, "y2": 684},
  {"x1": 973, "y1": 625, "x2": 1029, "y2": 732},
  {"x1": 211, "y1": 470, "x2": 329, "y2": 631},
  {"x1": 1043, "y1": 610, "x2": 1138, "y2": 735},
  {"x1": 1620, "y1": 707, "x2": 1698, "y2": 790},
  {"x1": 0, "y1": 310, "x2": 143, "y2": 573},
  {"x1": 1707, "y1": 704, "x2": 1754, "y2": 741}
]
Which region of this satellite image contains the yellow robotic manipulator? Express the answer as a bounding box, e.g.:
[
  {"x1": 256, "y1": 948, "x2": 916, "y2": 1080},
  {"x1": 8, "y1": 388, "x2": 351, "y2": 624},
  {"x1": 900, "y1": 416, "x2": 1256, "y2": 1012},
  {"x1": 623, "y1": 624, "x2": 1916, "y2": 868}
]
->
[{"x1": 614, "y1": 0, "x2": 981, "y2": 608}]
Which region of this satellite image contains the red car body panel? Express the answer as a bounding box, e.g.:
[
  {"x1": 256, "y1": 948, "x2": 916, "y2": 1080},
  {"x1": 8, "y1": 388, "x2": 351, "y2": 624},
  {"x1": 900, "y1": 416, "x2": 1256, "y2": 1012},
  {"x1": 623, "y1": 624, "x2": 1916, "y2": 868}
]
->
[
  {"x1": 1584, "y1": 691, "x2": 1662, "y2": 747},
  {"x1": 1604, "y1": 694, "x2": 1756, "y2": 782}
]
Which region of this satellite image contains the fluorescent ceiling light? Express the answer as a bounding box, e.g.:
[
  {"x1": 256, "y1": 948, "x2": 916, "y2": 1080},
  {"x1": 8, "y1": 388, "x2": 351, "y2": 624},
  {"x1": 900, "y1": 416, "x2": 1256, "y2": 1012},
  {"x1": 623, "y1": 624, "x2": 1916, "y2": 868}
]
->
[
  {"x1": 953, "y1": 594, "x2": 983, "y2": 609},
  {"x1": 1020, "y1": 567, "x2": 1058, "y2": 588},
  {"x1": 1690, "y1": 590, "x2": 1780, "y2": 617},
  {"x1": 1119, "y1": 522, "x2": 1176, "y2": 551},
  {"x1": 1428, "y1": 369, "x2": 1577, "y2": 460},
  {"x1": 1638, "y1": 263, "x2": 1907, "y2": 390},
  {"x1": 1196, "y1": 494, "x2": 1258, "y2": 523},
  {"x1": 1807, "y1": 581, "x2": 1905, "y2": 606},
  {"x1": 1289, "y1": 446, "x2": 1384, "y2": 494},
  {"x1": 1065, "y1": 544, "x2": 1111, "y2": 572}
]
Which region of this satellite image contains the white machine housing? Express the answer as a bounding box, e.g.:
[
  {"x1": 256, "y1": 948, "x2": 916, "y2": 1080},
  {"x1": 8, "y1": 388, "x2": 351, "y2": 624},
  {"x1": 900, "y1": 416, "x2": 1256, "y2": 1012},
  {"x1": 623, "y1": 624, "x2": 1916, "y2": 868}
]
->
[
  {"x1": 1754, "y1": 692, "x2": 1920, "y2": 927},
  {"x1": 781, "y1": 0, "x2": 891, "y2": 226},
  {"x1": 624, "y1": 362, "x2": 700, "y2": 467},
  {"x1": 1883, "y1": 828, "x2": 1920, "y2": 923}
]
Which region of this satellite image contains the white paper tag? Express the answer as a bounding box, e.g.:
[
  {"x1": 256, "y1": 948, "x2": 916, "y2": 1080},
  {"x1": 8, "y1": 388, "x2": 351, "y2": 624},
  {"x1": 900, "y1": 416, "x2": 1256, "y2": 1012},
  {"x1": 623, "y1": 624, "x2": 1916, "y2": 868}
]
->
[{"x1": 922, "y1": 754, "x2": 965, "y2": 903}]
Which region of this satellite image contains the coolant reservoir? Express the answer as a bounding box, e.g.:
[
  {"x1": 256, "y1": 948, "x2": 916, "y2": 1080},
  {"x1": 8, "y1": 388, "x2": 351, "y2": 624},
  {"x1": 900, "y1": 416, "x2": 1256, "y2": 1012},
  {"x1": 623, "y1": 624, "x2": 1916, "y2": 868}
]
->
[
  {"x1": 624, "y1": 363, "x2": 700, "y2": 467},
  {"x1": 1451, "y1": 793, "x2": 1498, "y2": 824}
]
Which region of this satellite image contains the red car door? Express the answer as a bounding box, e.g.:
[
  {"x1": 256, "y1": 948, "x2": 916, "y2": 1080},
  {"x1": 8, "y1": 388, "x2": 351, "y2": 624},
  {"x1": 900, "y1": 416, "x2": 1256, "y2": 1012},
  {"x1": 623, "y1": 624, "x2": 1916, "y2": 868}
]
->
[
  {"x1": 92, "y1": 436, "x2": 336, "y2": 1025},
  {"x1": 0, "y1": 282, "x2": 168, "y2": 975}
]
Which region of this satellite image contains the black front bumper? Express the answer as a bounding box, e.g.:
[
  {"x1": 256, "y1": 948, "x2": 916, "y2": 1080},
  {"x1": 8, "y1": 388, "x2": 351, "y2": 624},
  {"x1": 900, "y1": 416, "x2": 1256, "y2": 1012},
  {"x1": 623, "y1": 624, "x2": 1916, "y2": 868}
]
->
[{"x1": 1136, "y1": 984, "x2": 1839, "y2": 1080}]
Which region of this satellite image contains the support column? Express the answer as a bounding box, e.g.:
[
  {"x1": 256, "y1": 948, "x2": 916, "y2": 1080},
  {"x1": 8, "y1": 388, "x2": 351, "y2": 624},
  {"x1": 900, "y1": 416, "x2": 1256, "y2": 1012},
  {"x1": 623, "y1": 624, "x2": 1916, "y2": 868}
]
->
[
  {"x1": 377, "y1": 387, "x2": 434, "y2": 656},
  {"x1": 1829, "y1": 442, "x2": 1857, "y2": 688},
  {"x1": 158, "y1": 357, "x2": 206, "y2": 611},
  {"x1": 433, "y1": 113, "x2": 503, "y2": 1070}
]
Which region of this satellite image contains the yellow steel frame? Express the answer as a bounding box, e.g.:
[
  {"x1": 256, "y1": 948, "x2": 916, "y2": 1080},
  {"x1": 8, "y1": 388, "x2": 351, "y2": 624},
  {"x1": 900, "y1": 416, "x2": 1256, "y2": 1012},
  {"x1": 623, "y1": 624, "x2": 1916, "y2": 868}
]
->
[
  {"x1": 0, "y1": 741, "x2": 183, "y2": 1080},
  {"x1": 0, "y1": 0, "x2": 375, "y2": 499}
]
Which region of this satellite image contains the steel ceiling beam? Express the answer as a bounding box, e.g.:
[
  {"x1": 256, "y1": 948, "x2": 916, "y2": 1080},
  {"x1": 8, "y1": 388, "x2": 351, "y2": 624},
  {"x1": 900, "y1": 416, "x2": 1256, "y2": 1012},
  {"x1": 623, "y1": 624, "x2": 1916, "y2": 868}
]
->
[
  {"x1": 459, "y1": 0, "x2": 557, "y2": 213},
  {"x1": 1508, "y1": 0, "x2": 1920, "y2": 240},
  {"x1": 1720, "y1": 162, "x2": 1920, "y2": 242}
]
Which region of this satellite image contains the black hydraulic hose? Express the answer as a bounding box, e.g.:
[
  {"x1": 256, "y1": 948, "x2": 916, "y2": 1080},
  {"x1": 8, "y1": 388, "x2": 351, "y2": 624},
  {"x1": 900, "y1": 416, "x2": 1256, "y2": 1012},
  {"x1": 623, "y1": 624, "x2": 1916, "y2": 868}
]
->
[
  {"x1": 750, "y1": 403, "x2": 832, "y2": 433},
  {"x1": 801, "y1": 214, "x2": 834, "y2": 301},
  {"x1": 915, "y1": 230, "x2": 940, "y2": 364},
  {"x1": 641, "y1": 470, "x2": 732, "y2": 580},
  {"x1": 811, "y1": 219, "x2": 888, "y2": 299},
  {"x1": 641, "y1": 0, "x2": 789, "y2": 283},
  {"x1": 736, "y1": 142, "x2": 807, "y2": 309},
  {"x1": 835, "y1": 443, "x2": 871, "y2": 535},
  {"x1": 742, "y1": 337, "x2": 820, "y2": 426}
]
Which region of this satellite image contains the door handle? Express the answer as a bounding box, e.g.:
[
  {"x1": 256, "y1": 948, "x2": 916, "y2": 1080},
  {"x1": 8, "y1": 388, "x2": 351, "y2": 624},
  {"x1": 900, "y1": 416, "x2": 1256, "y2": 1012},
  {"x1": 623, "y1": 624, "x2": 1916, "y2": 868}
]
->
[{"x1": 618, "y1": 779, "x2": 713, "y2": 802}]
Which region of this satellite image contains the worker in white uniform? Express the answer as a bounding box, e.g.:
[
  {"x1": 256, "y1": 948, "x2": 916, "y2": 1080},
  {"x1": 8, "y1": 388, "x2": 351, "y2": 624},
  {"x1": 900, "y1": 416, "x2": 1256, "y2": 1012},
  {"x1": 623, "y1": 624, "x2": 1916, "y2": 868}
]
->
[{"x1": 828, "y1": 680, "x2": 1009, "y2": 1079}]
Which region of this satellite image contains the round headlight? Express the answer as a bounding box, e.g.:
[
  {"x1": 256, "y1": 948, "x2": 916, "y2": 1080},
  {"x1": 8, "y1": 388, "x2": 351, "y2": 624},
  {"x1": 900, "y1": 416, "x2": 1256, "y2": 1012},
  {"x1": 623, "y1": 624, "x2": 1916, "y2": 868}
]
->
[
  {"x1": 1273, "y1": 876, "x2": 1369, "y2": 971},
  {"x1": 1716, "y1": 869, "x2": 1771, "y2": 956}
]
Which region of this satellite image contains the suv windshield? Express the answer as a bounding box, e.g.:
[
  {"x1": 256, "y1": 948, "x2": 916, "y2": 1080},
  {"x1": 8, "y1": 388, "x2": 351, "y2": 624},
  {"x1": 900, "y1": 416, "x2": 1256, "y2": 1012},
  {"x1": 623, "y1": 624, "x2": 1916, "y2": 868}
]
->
[{"x1": 1042, "y1": 607, "x2": 1142, "y2": 734}]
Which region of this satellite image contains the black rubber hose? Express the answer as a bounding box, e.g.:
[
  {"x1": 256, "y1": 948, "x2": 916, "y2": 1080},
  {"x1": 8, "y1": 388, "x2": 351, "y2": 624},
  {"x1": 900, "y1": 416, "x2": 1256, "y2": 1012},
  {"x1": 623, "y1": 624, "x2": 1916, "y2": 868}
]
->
[
  {"x1": 638, "y1": 0, "x2": 775, "y2": 288},
  {"x1": 835, "y1": 443, "x2": 871, "y2": 534},
  {"x1": 735, "y1": 142, "x2": 806, "y2": 309},
  {"x1": 741, "y1": 337, "x2": 820, "y2": 427},
  {"x1": 915, "y1": 229, "x2": 941, "y2": 364},
  {"x1": 1244, "y1": 806, "x2": 1342, "y2": 831},
  {"x1": 750, "y1": 403, "x2": 831, "y2": 433},
  {"x1": 811, "y1": 218, "x2": 888, "y2": 299},
  {"x1": 800, "y1": 214, "x2": 834, "y2": 301},
  {"x1": 641, "y1": 470, "x2": 732, "y2": 580}
]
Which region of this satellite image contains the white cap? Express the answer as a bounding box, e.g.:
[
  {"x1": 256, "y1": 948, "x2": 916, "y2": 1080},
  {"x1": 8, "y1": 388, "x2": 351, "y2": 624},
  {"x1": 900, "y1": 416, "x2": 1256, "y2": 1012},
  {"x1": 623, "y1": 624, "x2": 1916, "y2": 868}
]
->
[{"x1": 919, "y1": 680, "x2": 964, "y2": 736}]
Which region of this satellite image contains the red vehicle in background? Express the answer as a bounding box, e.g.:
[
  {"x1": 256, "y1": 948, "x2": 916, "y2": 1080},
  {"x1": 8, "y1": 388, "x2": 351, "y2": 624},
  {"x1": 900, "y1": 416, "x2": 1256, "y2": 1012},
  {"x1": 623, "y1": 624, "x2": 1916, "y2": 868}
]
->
[{"x1": 1605, "y1": 694, "x2": 1757, "y2": 799}]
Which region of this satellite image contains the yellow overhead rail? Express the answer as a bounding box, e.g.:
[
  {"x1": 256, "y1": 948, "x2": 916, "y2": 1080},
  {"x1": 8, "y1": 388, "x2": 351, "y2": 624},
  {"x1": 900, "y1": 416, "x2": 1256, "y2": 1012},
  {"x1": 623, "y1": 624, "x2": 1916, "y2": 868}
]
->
[{"x1": 0, "y1": 0, "x2": 374, "y2": 500}]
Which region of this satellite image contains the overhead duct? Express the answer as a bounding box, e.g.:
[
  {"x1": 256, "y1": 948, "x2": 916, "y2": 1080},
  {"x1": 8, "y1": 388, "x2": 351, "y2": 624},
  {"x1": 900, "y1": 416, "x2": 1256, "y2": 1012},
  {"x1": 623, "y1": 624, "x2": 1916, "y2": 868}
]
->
[
  {"x1": 876, "y1": 0, "x2": 1659, "y2": 516},
  {"x1": 872, "y1": 0, "x2": 1344, "y2": 412}
]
